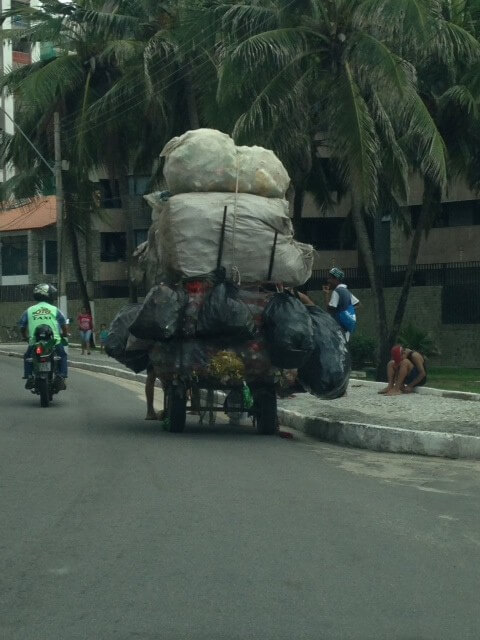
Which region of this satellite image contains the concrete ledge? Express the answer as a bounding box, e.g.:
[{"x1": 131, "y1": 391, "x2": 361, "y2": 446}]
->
[
  {"x1": 276, "y1": 407, "x2": 480, "y2": 460},
  {"x1": 352, "y1": 378, "x2": 480, "y2": 402}
]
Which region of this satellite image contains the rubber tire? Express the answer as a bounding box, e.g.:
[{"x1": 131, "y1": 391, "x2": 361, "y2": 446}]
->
[
  {"x1": 255, "y1": 387, "x2": 278, "y2": 435},
  {"x1": 39, "y1": 378, "x2": 49, "y2": 408},
  {"x1": 166, "y1": 383, "x2": 187, "y2": 433}
]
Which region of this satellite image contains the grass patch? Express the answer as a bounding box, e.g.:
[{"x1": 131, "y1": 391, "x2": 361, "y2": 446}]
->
[
  {"x1": 426, "y1": 367, "x2": 480, "y2": 394},
  {"x1": 366, "y1": 367, "x2": 480, "y2": 394}
]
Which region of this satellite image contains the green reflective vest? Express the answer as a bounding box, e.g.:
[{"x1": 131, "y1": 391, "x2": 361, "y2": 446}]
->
[{"x1": 27, "y1": 302, "x2": 61, "y2": 345}]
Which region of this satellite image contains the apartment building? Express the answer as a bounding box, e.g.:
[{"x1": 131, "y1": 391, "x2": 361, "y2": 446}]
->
[
  {"x1": 304, "y1": 175, "x2": 480, "y2": 270},
  {"x1": 0, "y1": 0, "x2": 152, "y2": 289}
]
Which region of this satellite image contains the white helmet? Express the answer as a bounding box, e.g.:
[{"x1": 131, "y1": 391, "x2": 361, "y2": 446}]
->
[{"x1": 33, "y1": 283, "x2": 57, "y2": 302}]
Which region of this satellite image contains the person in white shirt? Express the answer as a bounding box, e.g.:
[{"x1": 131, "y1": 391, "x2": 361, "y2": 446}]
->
[{"x1": 323, "y1": 267, "x2": 360, "y2": 340}]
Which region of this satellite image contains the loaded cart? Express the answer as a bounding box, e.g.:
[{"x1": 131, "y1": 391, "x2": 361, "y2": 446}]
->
[
  {"x1": 106, "y1": 129, "x2": 350, "y2": 435},
  {"x1": 163, "y1": 375, "x2": 278, "y2": 435},
  {"x1": 147, "y1": 274, "x2": 285, "y2": 436}
]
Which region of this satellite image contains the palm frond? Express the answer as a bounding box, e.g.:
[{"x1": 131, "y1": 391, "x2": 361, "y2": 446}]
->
[
  {"x1": 438, "y1": 84, "x2": 479, "y2": 117},
  {"x1": 399, "y1": 88, "x2": 448, "y2": 190},
  {"x1": 327, "y1": 63, "x2": 380, "y2": 212},
  {"x1": 14, "y1": 54, "x2": 84, "y2": 114}
]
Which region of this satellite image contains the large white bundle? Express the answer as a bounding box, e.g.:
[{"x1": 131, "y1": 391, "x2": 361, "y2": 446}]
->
[
  {"x1": 160, "y1": 129, "x2": 290, "y2": 199},
  {"x1": 154, "y1": 192, "x2": 313, "y2": 286}
]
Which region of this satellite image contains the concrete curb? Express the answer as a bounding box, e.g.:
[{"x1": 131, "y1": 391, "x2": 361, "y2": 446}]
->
[
  {"x1": 2, "y1": 348, "x2": 480, "y2": 459},
  {"x1": 276, "y1": 407, "x2": 480, "y2": 460}
]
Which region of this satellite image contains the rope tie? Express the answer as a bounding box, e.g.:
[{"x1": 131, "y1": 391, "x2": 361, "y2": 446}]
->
[{"x1": 231, "y1": 150, "x2": 241, "y2": 285}]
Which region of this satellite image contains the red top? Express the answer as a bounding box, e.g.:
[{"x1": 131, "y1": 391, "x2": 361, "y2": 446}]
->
[{"x1": 77, "y1": 313, "x2": 93, "y2": 331}]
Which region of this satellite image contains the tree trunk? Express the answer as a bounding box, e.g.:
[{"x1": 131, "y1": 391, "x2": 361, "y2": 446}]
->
[
  {"x1": 118, "y1": 176, "x2": 138, "y2": 303},
  {"x1": 84, "y1": 213, "x2": 95, "y2": 306},
  {"x1": 64, "y1": 201, "x2": 90, "y2": 312},
  {"x1": 292, "y1": 186, "x2": 305, "y2": 239},
  {"x1": 350, "y1": 202, "x2": 390, "y2": 381},
  {"x1": 388, "y1": 181, "x2": 440, "y2": 345},
  {"x1": 184, "y1": 64, "x2": 200, "y2": 130}
]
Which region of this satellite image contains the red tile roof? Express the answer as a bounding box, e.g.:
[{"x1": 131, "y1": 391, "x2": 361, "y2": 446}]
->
[{"x1": 0, "y1": 196, "x2": 57, "y2": 232}]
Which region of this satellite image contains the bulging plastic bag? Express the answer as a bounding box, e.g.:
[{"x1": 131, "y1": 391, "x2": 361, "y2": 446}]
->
[
  {"x1": 104, "y1": 304, "x2": 150, "y2": 373},
  {"x1": 129, "y1": 285, "x2": 188, "y2": 341},
  {"x1": 297, "y1": 306, "x2": 351, "y2": 399},
  {"x1": 123, "y1": 350, "x2": 150, "y2": 374},
  {"x1": 149, "y1": 339, "x2": 216, "y2": 377},
  {"x1": 197, "y1": 281, "x2": 255, "y2": 339},
  {"x1": 160, "y1": 128, "x2": 290, "y2": 198},
  {"x1": 105, "y1": 304, "x2": 142, "y2": 360},
  {"x1": 161, "y1": 192, "x2": 313, "y2": 286},
  {"x1": 262, "y1": 292, "x2": 314, "y2": 369}
]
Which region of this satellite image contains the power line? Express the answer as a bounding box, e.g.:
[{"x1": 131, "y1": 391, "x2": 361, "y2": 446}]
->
[
  {"x1": 0, "y1": 105, "x2": 54, "y2": 174},
  {"x1": 60, "y1": 4, "x2": 226, "y2": 128},
  {"x1": 60, "y1": 2, "x2": 293, "y2": 141}
]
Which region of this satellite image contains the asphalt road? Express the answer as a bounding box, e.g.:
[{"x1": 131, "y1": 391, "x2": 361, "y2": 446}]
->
[{"x1": 1, "y1": 355, "x2": 480, "y2": 640}]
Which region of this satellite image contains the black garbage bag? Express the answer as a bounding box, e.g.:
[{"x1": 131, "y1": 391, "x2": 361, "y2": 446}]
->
[
  {"x1": 105, "y1": 304, "x2": 142, "y2": 360},
  {"x1": 104, "y1": 304, "x2": 150, "y2": 373},
  {"x1": 129, "y1": 285, "x2": 188, "y2": 341},
  {"x1": 149, "y1": 339, "x2": 215, "y2": 377},
  {"x1": 297, "y1": 306, "x2": 351, "y2": 399},
  {"x1": 197, "y1": 281, "x2": 255, "y2": 339},
  {"x1": 123, "y1": 350, "x2": 150, "y2": 374},
  {"x1": 124, "y1": 334, "x2": 154, "y2": 373},
  {"x1": 262, "y1": 291, "x2": 314, "y2": 369}
]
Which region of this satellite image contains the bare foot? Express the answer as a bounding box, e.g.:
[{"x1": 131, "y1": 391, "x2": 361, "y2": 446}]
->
[
  {"x1": 145, "y1": 412, "x2": 157, "y2": 420},
  {"x1": 378, "y1": 387, "x2": 392, "y2": 394},
  {"x1": 385, "y1": 389, "x2": 402, "y2": 396}
]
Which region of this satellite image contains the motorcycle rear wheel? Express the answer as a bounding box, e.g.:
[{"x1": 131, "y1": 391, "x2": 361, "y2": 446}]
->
[{"x1": 39, "y1": 378, "x2": 49, "y2": 408}]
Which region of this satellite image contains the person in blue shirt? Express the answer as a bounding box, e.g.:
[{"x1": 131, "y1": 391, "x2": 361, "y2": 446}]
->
[
  {"x1": 323, "y1": 267, "x2": 360, "y2": 341},
  {"x1": 19, "y1": 283, "x2": 69, "y2": 390}
]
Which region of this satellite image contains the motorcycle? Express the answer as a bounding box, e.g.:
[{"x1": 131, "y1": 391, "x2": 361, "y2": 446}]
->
[{"x1": 26, "y1": 324, "x2": 65, "y2": 407}]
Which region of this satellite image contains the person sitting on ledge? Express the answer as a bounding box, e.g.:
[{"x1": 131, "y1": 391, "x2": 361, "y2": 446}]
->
[{"x1": 379, "y1": 345, "x2": 427, "y2": 396}]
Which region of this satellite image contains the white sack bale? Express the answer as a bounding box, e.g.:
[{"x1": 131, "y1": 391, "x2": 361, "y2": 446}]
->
[
  {"x1": 158, "y1": 192, "x2": 313, "y2": 286},
  {"x1": 141, "y1": 191, "x2": 180, "y2": 285},
  {"x1": 160, "y1": 128, "x2": 290, "y2": 199}
]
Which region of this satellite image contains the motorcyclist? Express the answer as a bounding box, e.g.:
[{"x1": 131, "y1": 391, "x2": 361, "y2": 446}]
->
[{"x1": 19, "y1": 283, "x2": 69, "y2": 390}]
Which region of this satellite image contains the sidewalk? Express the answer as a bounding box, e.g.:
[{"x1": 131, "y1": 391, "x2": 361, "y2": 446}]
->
[{"x1": 1, "y1": 343, "x2": 479, "y2": 459}]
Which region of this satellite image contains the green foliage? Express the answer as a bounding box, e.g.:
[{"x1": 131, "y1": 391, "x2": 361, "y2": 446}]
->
[
  {"x1": 398, "y1": 323, "x2": 441, "y2": 357},
  {"x1": 349, "y1": 333, "x2": 377, "y2": 370}
]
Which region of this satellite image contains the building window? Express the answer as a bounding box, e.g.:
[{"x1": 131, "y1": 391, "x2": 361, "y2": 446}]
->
[
  {"x1": 100, "y1": 232, "x2": 126, "y2": 262},
  {"x1": 411, "y1": 200, "x2": 480, "y2": 229},
  {"x1": 134, "y1": 229, "x2": 148, "y2": 246},
  {"x1": 300, "y1": 217, "x2": 357, "y2": 250},
  {"x1": 98, "y1": 179, "x2": 122, "y2": 208},
  {"x1": 1, "y1": 235, "x2": 28, "y2": 276},
  {"x1": 43, "y1": 240, "x2": 57, "y2": 275}
]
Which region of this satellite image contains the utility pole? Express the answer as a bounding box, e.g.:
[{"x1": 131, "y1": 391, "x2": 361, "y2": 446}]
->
[{"x1": 54, "y1": 112, "x2": 67, "y2": 318}]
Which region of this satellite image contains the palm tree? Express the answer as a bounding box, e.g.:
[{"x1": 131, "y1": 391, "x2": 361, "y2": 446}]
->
[
  {"x1": 0, "y1": 0, "x2": 205, "y2": 304},
  {"x1": 212, "y1": 0, "x2": 479, "y2": 378}
]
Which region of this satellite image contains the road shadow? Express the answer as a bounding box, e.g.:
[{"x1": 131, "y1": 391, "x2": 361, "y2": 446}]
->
[{"x1": 103, "y1": 414, "x2": 268, "y2": 441}]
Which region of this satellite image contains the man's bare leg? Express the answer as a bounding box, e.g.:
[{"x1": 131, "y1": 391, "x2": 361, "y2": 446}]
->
[
  {"x1": 378, "y1": 361, "x2": 396, "y2": 394},
  {"x1": 145, "y1": 368, "x2": 157, "y2": 420}
]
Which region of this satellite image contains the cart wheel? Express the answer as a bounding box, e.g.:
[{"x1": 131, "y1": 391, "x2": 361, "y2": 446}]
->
[
  {"x1": 254, "y1": 386, "x2": 278, "y2": 435},
  {"x1": 165, "y1": 383, "x2": 187, "y2": 433}
]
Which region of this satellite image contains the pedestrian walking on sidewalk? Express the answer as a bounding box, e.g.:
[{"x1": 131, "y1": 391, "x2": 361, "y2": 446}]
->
[
  {"x1": 98, "y1": 324, "x2": 109, "y2": 353},
  {"x1": 77, "y1": 307, "x2": 94, "y2": 355},
  {"x1": 323, "y1": 267, "x2": 359, "y2": 341}
]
